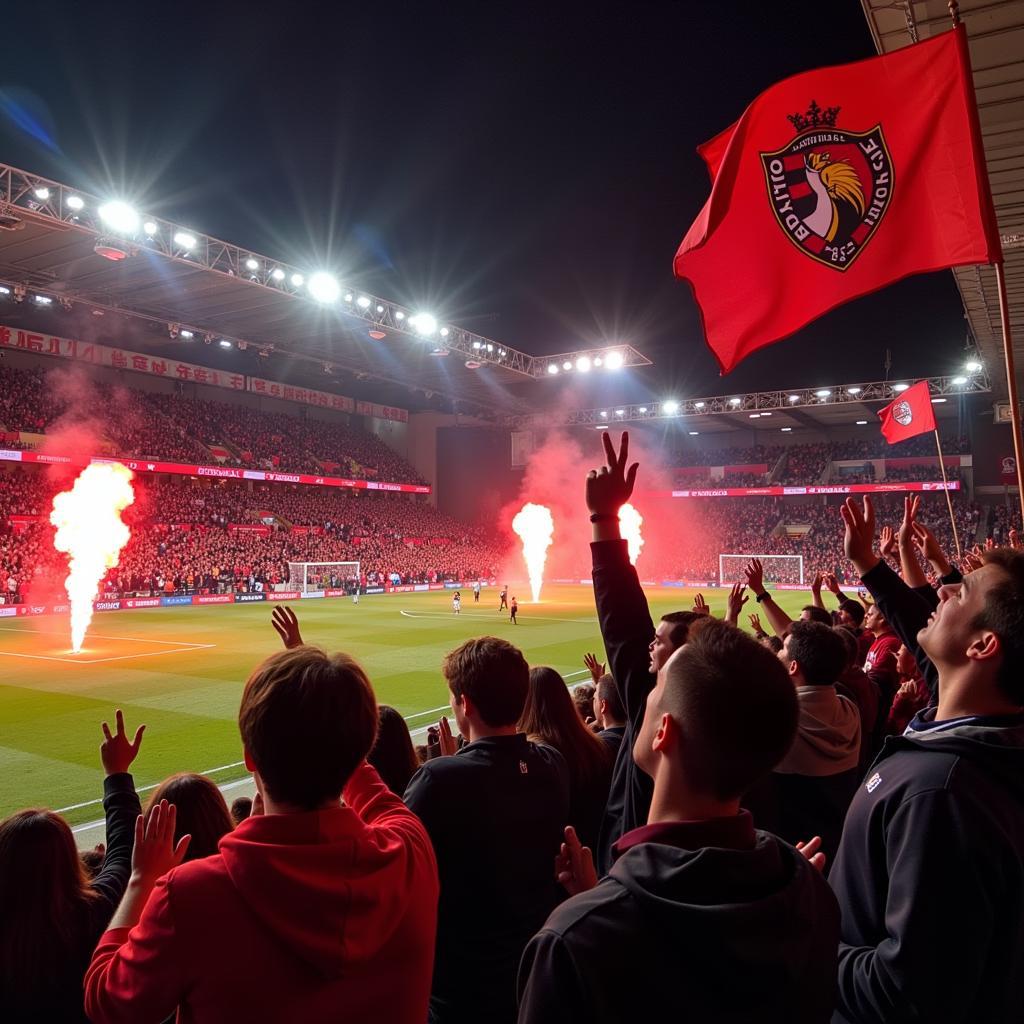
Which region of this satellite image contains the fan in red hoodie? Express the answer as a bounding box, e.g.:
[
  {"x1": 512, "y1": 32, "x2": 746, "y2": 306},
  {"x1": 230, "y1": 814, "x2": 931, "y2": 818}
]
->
[
  {"x1": 85, "y1": 644, "x2": 439, "y2": 1024},
  {"x1": 862, "y1": 602, "x2": 901, "y2": 714}
]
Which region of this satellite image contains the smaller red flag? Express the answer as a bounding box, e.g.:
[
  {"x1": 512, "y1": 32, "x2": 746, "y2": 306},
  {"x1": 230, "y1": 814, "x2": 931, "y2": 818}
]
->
[{"x1": 878, "y1": 381, "x2": 936, "y2": 444}]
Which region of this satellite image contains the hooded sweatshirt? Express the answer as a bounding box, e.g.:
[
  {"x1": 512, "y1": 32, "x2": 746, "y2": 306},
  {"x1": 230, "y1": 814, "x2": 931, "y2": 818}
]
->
[
  {"x1": 776, "y1": 686, "x2": 861, "y2": 777},
  {"x1": 84, "y1": 762, "x2": 439, "y2": 1024},
  {"x1": 517, "y1": 813, "x2": 840, "y2": 1023},
  {"x1": 829, "y1": 710, "x2": 1024, "y2": 1024}
]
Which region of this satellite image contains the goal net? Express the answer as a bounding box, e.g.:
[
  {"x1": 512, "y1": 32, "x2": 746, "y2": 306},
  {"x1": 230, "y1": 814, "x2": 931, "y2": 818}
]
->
[
  {"x1": 287, "y1": 561, "x2": 361, "y2": 593},
  {"x1": 719, "y1": 554, "x2": 804, "y2": 586}
]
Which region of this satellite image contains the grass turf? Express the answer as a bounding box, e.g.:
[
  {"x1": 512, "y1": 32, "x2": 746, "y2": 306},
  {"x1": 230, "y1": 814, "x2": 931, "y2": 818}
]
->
[{"x1": 0, "y1": 584, "x2": 815, "y2": 826}]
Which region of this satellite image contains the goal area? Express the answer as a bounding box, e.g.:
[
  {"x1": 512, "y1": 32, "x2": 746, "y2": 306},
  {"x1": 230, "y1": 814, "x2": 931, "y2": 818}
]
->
[
  {"x1": 719, "y1": 554, "x2": 804, "y2": 586},
  {"x1": 287, "y1": 561, "x2": 361, "y2": 593}
]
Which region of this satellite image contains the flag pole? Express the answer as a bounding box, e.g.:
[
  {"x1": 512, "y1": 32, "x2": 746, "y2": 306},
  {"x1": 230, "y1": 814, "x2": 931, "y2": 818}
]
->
[
  {"x1": 995, "y1": 260, "x2": 1024, "y2": 508},
  {"x1": 933, "y1": 429, "x2": 962, "y2": 561}
]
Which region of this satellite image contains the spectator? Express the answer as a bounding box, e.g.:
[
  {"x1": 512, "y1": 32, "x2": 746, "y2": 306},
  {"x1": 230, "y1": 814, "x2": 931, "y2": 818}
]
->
[
  {"x1": 144, "y1": 773, "x2": 234, "y2": 861},
  {"x1": 404, "y1": 637, "x2": 569, "y2": 1024},
  {"x1": 229, "y1": 797, "x2": 252, "y2": 827},
  {"x1": 571, "y1": 683, "x2": 596, "y2": 726},
  {"x1": 747, "y1": 620, "x2": 860, "y2": 864},
  {"x1": 0, "y1": 710, "x2": 144, "y2": 1024},
  {"x1": 831, "y1": 496, "x2": 1024, "y2": 1022},
  {"x1": 862, "y1": 602, "x2": 901, "y2": 723},
  {"x1": 517, "y1": 618, "x2": 840, "y2": 1023},
  {"x1": 369, "y1": 705, "x2": 419, "y2": 796},
  {"x1": 885, "y1": 644, "x2": 930, "y2": 737},
  {"x1": 591, "y1": 672, "x2": 626, "y2": 757},
  {"x1": 586, "y1": 432, "x2": 702, "y2": 875},
  {"x1": 520, "y1": 667, "x2": 613, "y2": 849},
  {"x1": 85, "y1": 646, "x2": 439, "y2": 1024},
  {"x1": 834, "y1": 625, "x2": 880, "y2": 769}
]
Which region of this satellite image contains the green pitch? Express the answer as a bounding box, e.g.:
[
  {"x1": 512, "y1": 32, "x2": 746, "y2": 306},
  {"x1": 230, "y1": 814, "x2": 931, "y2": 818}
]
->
[{"x1": 0, "y1": 585, "x2": 815, "y2": 826}]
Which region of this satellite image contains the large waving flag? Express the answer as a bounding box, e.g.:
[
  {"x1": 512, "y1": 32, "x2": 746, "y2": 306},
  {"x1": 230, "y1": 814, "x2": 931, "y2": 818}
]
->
[
  {"x1": 674, "y1": 25, "x2": 1001, "y2": 374},
  {"x1": 878, "y1": 380, "x2": 936, "y2": 444}
]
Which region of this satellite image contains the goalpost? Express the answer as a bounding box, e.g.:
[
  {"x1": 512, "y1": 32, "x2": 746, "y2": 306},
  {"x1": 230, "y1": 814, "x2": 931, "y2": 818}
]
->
[
  {"x1": 719, "y1": 553, "x2": 804, "y2": 586},
  {"x1": 286, "y1": 561, "x2": 361, "y2": 593}
]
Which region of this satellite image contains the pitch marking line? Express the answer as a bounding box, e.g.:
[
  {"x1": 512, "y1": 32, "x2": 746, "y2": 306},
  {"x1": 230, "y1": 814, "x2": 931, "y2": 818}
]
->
[
  {"x1": 399, "y1": 609, "x2": 597, "y2": 625},
  {"x1": 0, "y1": 625, "x2": 211, "y2": 646},
  {"x1": 0, "y1": 624, "x2": 216, "y2": 664}
]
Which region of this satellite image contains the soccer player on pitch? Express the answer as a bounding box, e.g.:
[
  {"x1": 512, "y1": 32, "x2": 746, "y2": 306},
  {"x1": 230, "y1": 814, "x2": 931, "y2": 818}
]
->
[
  {"x1": 510, "y1": 596, "x2": 518, "y2": 625},
  {"x1": 452, "y1": 591, "x2": 461, "y2": 615},
  {"x1": 499, "y1": 585, "x2": 508, "y2": 612},
  {"x1": 473, "y1": 580, "x2": 481, "y2": 603}
]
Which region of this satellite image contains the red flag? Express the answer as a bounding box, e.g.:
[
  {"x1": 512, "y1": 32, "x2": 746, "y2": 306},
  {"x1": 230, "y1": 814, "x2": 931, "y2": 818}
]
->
[
  {"x1": 674, "y1": 26, "x2": 1001, "y2": 374},
  {"x1": 878, "y1": 381, "x2": 936, "y2": 444}
]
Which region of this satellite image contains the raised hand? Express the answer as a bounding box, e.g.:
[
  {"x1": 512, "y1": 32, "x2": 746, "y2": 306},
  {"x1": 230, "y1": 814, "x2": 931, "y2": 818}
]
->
[
  {"x1": 840, "y1": 496, "x2": 879, "y2": 576},
  {"x1": 879, "y1": 525, "x2": 897, "y2": 560},
  {"x1": 726, "y1": 582, "x2": 748, "y2": 624},
  {"x1": 583, "y1": 652, "x2": 606, "y2": 685},
  {"x1": 692, "y1": 593, "x2": 710, "y2": 616},
  {"x1": 743, "y1": 558, "x2": 766, "y2": 596},
  {"x1": 824, "y1": 571, "x2": 841, "y2": 595},
  {"x1": 811, "y1": 572, "x2": 823, "y2": 594},
  {"x1": 911, "y1": 521, "x2": 952, "y2": 577},
  {"x1": 898, "y1": 494, "x2": 920, "y2": 548},
  {"x1": 554, "y1": 825, "x2": 599, "y2": 896},
  {"x1": 586, "y1": 431, "x2": 638, "y2": 516},
  {"x1": 795, "y1": 835, "x2": 826, "y2": 873},
  {"x1": 271, "y1": 606, "x2": 303, "y2": 649},
  {"x1": 1010, "y1": 528, "x2": 1021, "y2": 550},
  {"x1": 436, "y1": 716, "x2": 459, "y2": 756},
  {"x1": 748, "y1": 612, "x2": 765, "y2": 635},
  {"x1": 100, "y1": 709, "x2": 145, "y2": 776},
  {"x1": 131, "y1": 800, "x2": 190, "y2": 886}
]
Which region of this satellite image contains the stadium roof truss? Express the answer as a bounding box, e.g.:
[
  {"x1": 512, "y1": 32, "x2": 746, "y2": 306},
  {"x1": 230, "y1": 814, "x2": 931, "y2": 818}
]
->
[
  {"x1": 0, "y1": 164, "x2": 650, "y2": 411},
  {"x1": 861, "y1": 0, "x2": 1024, "y2": 405},
  {"x1": 505, "y1": 373, "x2": 991, "y2": 429}
]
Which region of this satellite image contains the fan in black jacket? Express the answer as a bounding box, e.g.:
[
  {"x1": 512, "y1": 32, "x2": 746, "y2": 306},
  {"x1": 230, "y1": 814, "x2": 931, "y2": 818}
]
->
[
  {"x1": 0, "y1": 709, "x2": 144, "y2": 1024},
  {"x1": 830, "y1": 497, "x2": 1024, "y2": 1024}
]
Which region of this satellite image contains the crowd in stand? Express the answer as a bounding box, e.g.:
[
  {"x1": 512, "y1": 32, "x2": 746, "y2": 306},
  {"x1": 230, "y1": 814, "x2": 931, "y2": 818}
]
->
[
  {"x1": 0, "y1": 364, "x2": 425, "y2": 483},
  {"x1": 3, "y1": 429, "x2": 1023, "y2": 1024}
]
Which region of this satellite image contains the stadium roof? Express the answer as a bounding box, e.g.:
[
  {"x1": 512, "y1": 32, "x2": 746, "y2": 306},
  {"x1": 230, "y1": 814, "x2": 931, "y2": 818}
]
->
[{"x1": 861, "y1": 0, "x2": 1024, "y2": 405}]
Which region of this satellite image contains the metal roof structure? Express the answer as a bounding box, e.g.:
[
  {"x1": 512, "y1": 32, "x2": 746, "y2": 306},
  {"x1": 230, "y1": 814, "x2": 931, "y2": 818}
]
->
[
  {"x1": 0, "y1": 163, "x2": 649, "y2": 415},
  {"x1": 861, "y1": 0, "x2": 1024, "y2": 404}
]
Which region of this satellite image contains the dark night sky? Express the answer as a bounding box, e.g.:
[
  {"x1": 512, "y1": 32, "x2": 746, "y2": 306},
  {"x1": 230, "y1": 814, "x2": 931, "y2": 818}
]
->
[{"x1": 0, "y1": 0, "x2": 970, "y2": 409}]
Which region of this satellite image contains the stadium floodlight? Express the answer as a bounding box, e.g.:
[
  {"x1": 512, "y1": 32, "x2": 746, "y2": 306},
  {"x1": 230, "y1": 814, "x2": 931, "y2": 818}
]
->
[
  {"x1": 788, "y1": 394, "x2": 800, "y2": 402},
  {"x1": 410, "y1": 312, "x2": 438, "y2": 335},
  {"x1": 245, "y1": 258, "x2": 260, "y2": 271},
  {"x1": 547, "y1": 363, "x2": 559, "y2": 375},
  {"x1": 473, "y1": 342, "x2": 482, "y2": 350},
  {"x1": 270, "y1": 268, "x2": 285, "y2": 280},
  {"x1": 174, "y1": 231, "x2": 197, "y2": 250},
  {"x1": 576, "y1": 356, "x2": 592, "y2": 373},
  {"x1": 932, "y1": 397, "x2": 947, "y2": 404},
  {"x1": 615, "y1": 409, "x2": 625, "y2": 417},
  {"x1": 33, "y1": 186, "x2": 50, "y2": 199},
  {"x1": 308, "y1": 272, "x2": 341, "y2": 303},
  {"x1": 143, "y1": 221, "x2": 158, "y2": 235},
  {"x1": 0, "y1": 286, "x2": 10, "y2": 295},
  {"x1": 218, "y1": 339, "x2": 232, "y2": 348},
  {"x1": 781, "y1": 427, "x2": 792, "y2": 432},
  {"x1": 180, "y1": 329, "x2": 194, "y2": 339},
  {"x1": 688, "y1": 430, "x2": 699, "y2": 435},
  {"x1": 695, "y1": 401, "x2": 705, "y2": 409},
  {"x1": 663, "y1": 400, "x2": 680, "y2": 414},
  {"x1": 563, "y1": 360, "x2": 572, "y2": 371},
  {"x1": 344, "y1": 292, "x2": 353, "y2": 302},
  {"x1": 638, "y1": 406, "x2": 647, "y2": 413},
  {"x1": 99, "y1": 200, "x2": 140, "y2": 235},
  {"x1": 729, "y1": 397, "x2": 741, "y2": 406},
  {"x1": 486, "y1": 343, "x2": 494, "y2": 352},
  {"x1": 605, "y1": 350, "x2": 625, "y2": 370},
  {"x1": 892, "y1": 383, "x2": 909, "y2": 392},
  {"x1": 856, "y1": 420, "x2": 868, "y2": 425},
  {"x1": 440, "y1": 327, "x2": 450, "y2": 337},
  {"x1": 965, "y1": 360, "x2": 982, "y2": 373},
  {"x1": 376, "y1": 304, "x2": 385, "y2": 313},
  {"x1": 600, "y1": 410, "x2": 608, "y2": 418},
  {"x1": 815, "y1": 389, "x2": 831, "y2": 398},
  {"x1": 951, "y1": 375, "x2": 968, "y2": 385},
  {"x1": 847, "y1": 386, "x2": 861, "y2": 395},
  {"x1": 594, "y1": 356, "x2": 603, "y2": 367},
  {"x1": 760, "y1": 412, "x2": 772, "y2": 417},
  {"x1": 34, "y1": 294, "x2": 53, "y2": 305},
  {"x1": 65, "y1": 195, "x2": 85, "y2": 210},
  {"x1": 291, "y1": 273, "x2": 304, "y2": 286},
  {"x1": 395, "y1": 310, "x2": 405, "y2": 320},
  {"x1": 356, "y1": 295, "x2": 371, "y2": 308},
  {"x1": 749, "y1": 413, "x2": 761, "y2": 418}
]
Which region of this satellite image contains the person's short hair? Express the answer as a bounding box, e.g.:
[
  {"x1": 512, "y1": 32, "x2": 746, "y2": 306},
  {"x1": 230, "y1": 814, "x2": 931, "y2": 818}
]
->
[
  {"x1": 765, "y1": 635, "x2": 784, "y2": 653},
  {"x1": 239, "y1": 647, "x2": 378, "y2": 810},
  {"x1": 661, "y1": 610, "x2": 703, "y2": 648},
  {"x1": 596, "y1": 672, "x2": 625, "y2": 722},
  {"x1": 572, "y1": 683, "x2": 596, "y2": 722},
  {"x1": 230, "y1": 797, "x2": 252, "y2": 826},
  {"x1": 975, "y1": 548, "x2": 1024, "y2": 704},
  {"x1": 663, "y1": 618, "x2": 798, "y2": 799},
  {"x1": 833, "y1": 625, "x2": 859, "y2": 670},
  {"x1": 442, "y1": 636, "x2": 529, "y2": 727},
  {"x1": 785, "y1": 620, "x2": 848, "y2": 686},
  {"x1": 839, "y1": 599, "x2": 865, "y2": 626},
  {"x1": 801, "y1": 604, "x2": 833, "y2": 626}
]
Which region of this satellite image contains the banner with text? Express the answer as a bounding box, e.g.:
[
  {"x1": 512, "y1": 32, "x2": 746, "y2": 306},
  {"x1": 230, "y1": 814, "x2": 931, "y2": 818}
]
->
[
  {"x1": 247, "y1": 377, "x2": 408, "y2": 423},
  {"x1": 670, "y1": 481, "x2": 960, "y2": 498}
]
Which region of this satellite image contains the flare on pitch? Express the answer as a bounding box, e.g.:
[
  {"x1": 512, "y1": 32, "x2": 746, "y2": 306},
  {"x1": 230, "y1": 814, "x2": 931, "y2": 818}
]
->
[{"x1": 512, "y1": 502, "x2": 554, "y2": 603}]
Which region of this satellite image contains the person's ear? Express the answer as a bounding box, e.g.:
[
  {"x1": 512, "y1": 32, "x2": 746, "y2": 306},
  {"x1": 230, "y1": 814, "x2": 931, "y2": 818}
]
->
[
  {"x1": 243, "y1": 748, "x2": 256, "y2": 773},
  {"x1": 966, "y1": 630, "x2": 1000, "y2": 665},
  {"x1": 651, "y1": 712, "x2": 677, "y2": 756}
]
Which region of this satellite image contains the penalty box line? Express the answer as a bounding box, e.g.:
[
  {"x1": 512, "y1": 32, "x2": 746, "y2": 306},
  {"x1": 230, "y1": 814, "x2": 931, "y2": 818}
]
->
[{"x1": 0, "y1": 625, "x2": 215, "y2": 664}]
